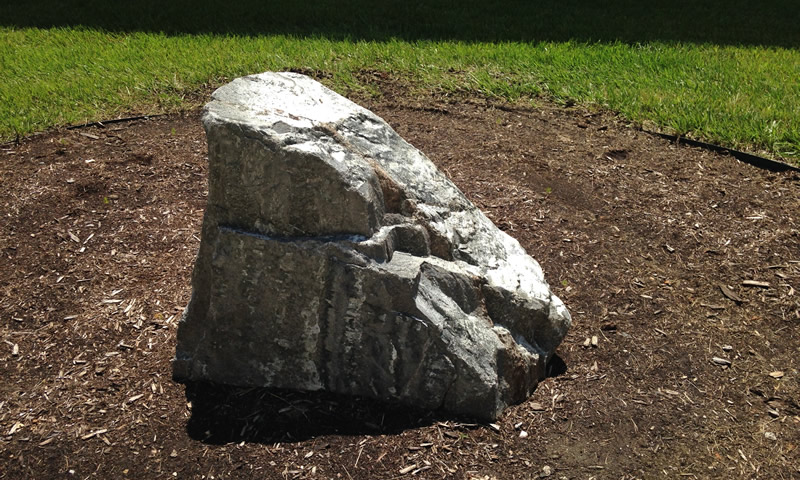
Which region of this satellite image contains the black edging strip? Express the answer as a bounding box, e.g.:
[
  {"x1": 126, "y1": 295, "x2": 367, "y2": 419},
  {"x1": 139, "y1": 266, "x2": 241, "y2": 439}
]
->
[
  {"x1": 646, "y1": 130, "x2": 800, "y2": 173},
  {"x1": 66, "y1": 114, "x2": 166, "y2": 130}
]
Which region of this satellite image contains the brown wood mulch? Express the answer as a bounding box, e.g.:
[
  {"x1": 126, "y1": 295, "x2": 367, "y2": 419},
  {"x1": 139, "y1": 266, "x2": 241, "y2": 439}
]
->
[{"x1": 1, "y1": 87, "x2": 798, "y2": 479}]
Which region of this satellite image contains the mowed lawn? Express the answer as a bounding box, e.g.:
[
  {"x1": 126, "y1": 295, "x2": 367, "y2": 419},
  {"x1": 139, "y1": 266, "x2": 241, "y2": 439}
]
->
[{"x1": 1, "y1": 0, "x2": 799, "y2": 160}]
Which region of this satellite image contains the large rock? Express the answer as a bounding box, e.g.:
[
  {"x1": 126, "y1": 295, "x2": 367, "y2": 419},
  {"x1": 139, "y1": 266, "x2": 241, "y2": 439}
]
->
[{"x1": 173, "y1": 72, "x2": 571, "y2": 420}]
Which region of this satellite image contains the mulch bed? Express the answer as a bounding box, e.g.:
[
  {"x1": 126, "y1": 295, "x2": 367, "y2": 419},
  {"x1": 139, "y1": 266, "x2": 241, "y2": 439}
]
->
[{"x1": 1, "y1": 87, "x2": 799, "y2": 479}]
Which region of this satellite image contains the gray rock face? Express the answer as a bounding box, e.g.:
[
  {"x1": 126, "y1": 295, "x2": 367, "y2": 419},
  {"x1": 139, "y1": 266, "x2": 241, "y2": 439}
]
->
[{"x1": 173, "y1": 72, "x2": 571, "y2": 420}]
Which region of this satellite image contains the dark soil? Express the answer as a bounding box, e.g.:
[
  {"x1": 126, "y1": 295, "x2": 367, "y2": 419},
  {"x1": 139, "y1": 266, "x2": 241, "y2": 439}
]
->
[{"x1": 1, "y1": 87, "x2": 799, "y2": 479}]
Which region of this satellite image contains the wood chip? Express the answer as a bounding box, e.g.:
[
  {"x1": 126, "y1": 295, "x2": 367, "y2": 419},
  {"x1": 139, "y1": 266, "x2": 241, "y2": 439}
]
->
[
  {"x1": 719, "y1": 284, "x2": 743, "y2": 303},
  {"x1": 124, "y1": 299, "x2": 136, "y2": 314},
  {"x1": 769, "y1": 371, "x2": 784, "y2": 379},
  {"x1": 68, "y1": 231, "x2": 80, "y2": 243},
  {"x1": 711, "y1": 357, "x2": 732, "y2": 366},
  {"x1": 9, "y1": 422, "x2": 23, "y2": 435},
  {"x1": 127, "y1": 394, "x2": 144, "y2": 403},
  {"x1": 742, "y1": 280, "x2": 770, "y2": 288},
  {"x1": 81, "y1": 428, "x2": 108, "y2": 440},
  {"x1": 591, "y1": 335, "x2": 598, "y2": 347},
  {"x1": 700, "y1": 303, "x2": 725, "y2": 310},
  {"x1": 530, "y1": 402, "x2": 546, "y2": 411},
  {"x1": 79, "y1": 132, "x2": 100, "y2": 140},
  {"x1": 399, "y1": 464, "x2": 417, "y2": 474}
]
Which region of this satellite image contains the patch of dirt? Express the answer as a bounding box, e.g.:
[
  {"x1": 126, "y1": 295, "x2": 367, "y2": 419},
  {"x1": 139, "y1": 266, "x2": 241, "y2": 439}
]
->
[{"x1": 1, "y1": 87, "x2": 799, "y2": 479}]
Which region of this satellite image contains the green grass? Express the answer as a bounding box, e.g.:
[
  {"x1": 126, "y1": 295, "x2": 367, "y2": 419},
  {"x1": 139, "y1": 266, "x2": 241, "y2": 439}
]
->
[{"x1": 1, "y1": 1, "x2": 799, "y2": 159}]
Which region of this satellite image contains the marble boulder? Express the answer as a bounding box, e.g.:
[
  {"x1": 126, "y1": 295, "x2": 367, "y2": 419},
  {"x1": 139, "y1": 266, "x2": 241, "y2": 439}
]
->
[{"x1": 173, "y1": 72, "x2": 571, "y2": 420}]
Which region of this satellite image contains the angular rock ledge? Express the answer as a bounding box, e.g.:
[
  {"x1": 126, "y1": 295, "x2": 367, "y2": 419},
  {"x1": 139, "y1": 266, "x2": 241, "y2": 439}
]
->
[{"x1": 173, "y1": 72, "x2": 571, "y2": 420}]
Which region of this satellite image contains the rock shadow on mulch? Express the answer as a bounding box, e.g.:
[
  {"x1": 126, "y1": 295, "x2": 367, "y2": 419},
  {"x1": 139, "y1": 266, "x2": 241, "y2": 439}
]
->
[
  {"x1": 183, "y1": 355, "x2": 569, "y2": 444},
  {"x1": 184, "y1": 382, "x2": 447, "y2": 444}
]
